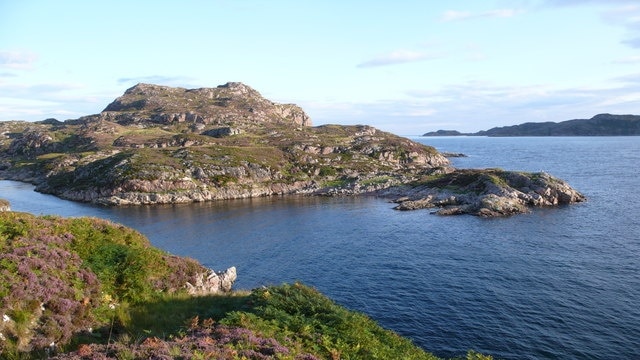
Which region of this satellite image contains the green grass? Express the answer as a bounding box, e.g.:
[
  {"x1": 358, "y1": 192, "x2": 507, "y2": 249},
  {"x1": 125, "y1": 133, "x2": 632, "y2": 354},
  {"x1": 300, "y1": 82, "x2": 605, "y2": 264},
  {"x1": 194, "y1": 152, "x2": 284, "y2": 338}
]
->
[
  {"x1": 96, "y1": 282, "x2": 450, "y2": 360},
  {"x1": 221, "y1": 283, "x2": 440, "y2": 360},
  {"x1": 119, "y1": 291, "x2": 252, "y2": 337}
]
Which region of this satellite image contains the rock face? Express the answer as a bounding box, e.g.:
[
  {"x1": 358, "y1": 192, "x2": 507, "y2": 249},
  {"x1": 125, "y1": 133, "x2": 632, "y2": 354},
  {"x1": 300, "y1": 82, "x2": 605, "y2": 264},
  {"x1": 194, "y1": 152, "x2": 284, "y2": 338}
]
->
[
  {"x1": 380, "y1": 169, "x2": 586, "y2": 217},
  {"x1": 186, "y1": 267, "x2": 237, "y2": 295},
  {"x1": 99, "y1": 82, "x2": 312, "y2": 128},
  {"x1": 0, "y1": 199, "x2": 10, "y2": 212}
]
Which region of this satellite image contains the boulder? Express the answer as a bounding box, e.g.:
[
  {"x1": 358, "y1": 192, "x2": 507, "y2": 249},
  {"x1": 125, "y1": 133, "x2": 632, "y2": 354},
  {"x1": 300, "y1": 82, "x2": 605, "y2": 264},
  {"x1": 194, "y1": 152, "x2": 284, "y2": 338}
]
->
[
  {"x1": 185, "y1": 267, "x2": 237, "y2": 295},
  {"x1": 202, "y1": 127, "x2": 242, "y2": 138},
  {"x1": 0, "y1": 199, "x2": 10, "y2": 212}
]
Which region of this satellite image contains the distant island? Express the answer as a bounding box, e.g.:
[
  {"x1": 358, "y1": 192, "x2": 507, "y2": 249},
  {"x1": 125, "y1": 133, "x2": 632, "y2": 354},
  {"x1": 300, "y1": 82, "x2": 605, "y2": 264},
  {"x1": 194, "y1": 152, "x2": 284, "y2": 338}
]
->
[{"x1": 423, "y1": 113, "x2": 640, "y2": 136}]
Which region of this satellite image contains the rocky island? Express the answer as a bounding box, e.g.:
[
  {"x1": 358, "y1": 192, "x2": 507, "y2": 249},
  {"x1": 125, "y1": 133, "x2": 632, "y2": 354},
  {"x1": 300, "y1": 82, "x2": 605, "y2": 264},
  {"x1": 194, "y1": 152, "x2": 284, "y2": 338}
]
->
[{"x1": 0, "y1": 82, "x2": 585, "y2": 216}]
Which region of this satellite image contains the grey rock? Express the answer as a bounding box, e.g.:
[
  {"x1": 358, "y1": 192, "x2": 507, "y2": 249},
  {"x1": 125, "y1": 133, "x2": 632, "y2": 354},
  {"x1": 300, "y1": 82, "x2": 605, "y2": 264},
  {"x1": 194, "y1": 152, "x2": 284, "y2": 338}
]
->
[
  {"x1": 186, "y1": 266, "x2": 237, "y2": 295},
  {"x1": 383, "y1": 169, "x2": 586, "y2": 217}
]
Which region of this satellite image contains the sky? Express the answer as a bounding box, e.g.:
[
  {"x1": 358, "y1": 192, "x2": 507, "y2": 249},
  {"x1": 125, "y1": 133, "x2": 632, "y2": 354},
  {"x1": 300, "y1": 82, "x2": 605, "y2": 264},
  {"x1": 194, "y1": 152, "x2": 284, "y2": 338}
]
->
[{"x1": 1, "y1": 0, "x2": 640, "y2": 135}]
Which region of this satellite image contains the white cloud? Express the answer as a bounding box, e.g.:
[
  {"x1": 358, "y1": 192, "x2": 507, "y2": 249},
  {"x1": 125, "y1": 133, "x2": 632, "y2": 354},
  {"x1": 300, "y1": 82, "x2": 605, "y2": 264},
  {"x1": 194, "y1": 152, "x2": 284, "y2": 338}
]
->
[
  {"x1": 0, "y1": 82, "x2": 115, "y2": 121},
  {"x1": 612, "y1": 55, "x2": 640, "y2": 64},
  {"x1": 0, "y1": 50, "x2": 38, "y2": 70},
  {"x1": 597, "y1": 92, "x2": 640, "y2": 106},
  {"x1": 546, "y1": 2, "x2": 640, "y2": 48},
  {"x1": 545, "y1": 0, "x2": 637, "y2": 6},
  {"x1": 307, "y1": 73, "x2": 640, "y2": 134},
  {"x1": 440, "y1": 8, "x2": 522, "y2": 22},
  {"x1": 621, "y1": 38, "x2": 640, "y2": 48},
  {"x1": 357, "y1": 49, "x2": 441, "y2": 68},
  {"x1": 117, "y1": 75, "x2": 196, "y2": 87},
  {"x1": 441, "y1": 10, "x2": 473, "y2": 22}
]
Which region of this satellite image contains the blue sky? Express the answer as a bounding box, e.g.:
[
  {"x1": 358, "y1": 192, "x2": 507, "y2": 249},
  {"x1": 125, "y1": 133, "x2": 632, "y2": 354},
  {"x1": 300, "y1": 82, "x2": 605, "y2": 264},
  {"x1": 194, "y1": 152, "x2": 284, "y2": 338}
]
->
[{"x1": 1, "y1": 0, "x2": 639, "y2": 135}]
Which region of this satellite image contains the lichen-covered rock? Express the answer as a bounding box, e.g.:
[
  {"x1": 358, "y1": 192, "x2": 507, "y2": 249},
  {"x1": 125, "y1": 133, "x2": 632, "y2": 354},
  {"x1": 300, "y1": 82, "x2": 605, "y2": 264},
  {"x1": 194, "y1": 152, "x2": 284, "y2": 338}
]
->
[
  {"x1": 383, "y1": 169, "x2": 586, "y2": 217},
  {"x1": 100, "y1": 82, "x2": 312, "y2": 128},
  {"x1": 186, "y1": 267, "x2": 237, "y2": 295},
  {"x1": 0, "y1": 198, "x2": 9, "y2": 211}
]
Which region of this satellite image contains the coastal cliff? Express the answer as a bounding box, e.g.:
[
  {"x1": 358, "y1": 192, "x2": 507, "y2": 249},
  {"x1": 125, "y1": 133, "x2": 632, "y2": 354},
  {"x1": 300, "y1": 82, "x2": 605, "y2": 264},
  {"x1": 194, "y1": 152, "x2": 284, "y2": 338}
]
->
[{"x1": 0, "y1": 82, "x2": 584, "y2": 216}]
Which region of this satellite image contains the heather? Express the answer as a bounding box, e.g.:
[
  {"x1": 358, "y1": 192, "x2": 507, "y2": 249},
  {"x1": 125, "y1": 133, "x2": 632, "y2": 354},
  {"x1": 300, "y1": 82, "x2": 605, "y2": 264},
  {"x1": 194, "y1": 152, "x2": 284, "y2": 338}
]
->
[{"x1": 0, "y1": 212, "x2": 208, "y2": 356}]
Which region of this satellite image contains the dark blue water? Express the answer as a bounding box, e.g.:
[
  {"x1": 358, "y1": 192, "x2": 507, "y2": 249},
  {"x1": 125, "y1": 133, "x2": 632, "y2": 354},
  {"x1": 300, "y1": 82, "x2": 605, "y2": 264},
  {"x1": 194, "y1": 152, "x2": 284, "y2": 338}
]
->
[{"x1": 1, "y1": 137, "x2": 639, "y2": 359}]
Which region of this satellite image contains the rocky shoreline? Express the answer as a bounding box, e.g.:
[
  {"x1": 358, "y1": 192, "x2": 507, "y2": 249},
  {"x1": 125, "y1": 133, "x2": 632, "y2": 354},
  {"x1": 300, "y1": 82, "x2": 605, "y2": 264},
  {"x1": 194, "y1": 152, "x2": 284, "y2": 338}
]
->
[{"x1": 380, "y1": 169, "x2": 585, "y2": 217}]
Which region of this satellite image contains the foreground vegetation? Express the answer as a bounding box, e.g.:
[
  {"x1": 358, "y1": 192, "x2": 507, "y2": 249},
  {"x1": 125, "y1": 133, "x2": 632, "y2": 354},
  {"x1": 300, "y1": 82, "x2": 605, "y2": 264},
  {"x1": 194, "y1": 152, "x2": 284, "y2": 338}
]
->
[{"x1": 0, "y1": 210, "x2": 492, "y2": 359}]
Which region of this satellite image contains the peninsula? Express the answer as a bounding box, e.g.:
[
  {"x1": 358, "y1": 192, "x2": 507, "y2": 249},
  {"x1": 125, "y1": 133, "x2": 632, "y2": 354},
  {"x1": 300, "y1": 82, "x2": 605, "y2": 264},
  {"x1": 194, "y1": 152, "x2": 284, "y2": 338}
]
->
[
  {"x1": 423, "y1": 113, "x2": 640, "y2": 136},
  {"x1": 0, "y1": 82, "x2": 585, "y2": 216}
]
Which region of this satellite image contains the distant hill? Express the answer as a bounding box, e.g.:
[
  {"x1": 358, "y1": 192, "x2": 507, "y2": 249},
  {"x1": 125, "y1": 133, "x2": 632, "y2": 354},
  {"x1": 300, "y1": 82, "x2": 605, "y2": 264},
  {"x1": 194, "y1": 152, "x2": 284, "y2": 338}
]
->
[{"x1": 423, "y1": 114, "x2": 640, "y2": 136}]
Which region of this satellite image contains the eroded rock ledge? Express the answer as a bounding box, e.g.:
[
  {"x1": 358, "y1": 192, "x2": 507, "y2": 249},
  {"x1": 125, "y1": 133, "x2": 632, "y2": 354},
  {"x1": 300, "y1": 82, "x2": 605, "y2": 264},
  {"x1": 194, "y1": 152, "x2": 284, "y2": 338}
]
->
[{"x1": 379, "y1": 169, "x2": 586, "y2": 217}]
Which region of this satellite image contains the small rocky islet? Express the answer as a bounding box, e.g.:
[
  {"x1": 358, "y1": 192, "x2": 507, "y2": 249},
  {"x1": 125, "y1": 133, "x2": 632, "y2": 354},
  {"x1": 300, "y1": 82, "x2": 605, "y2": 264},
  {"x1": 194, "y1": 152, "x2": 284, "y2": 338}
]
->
[{"x1": 0, "y1": 82, "x2": 585, "y2": 216}]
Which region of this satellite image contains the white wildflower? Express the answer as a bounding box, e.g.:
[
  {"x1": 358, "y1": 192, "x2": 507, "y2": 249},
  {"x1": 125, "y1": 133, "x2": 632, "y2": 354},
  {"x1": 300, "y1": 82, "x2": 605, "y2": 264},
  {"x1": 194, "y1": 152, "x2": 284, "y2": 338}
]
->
[
  {"x1": 2, "y1": 314, "x2": 10, "y2": 322},
  {"x1": 40, "y1": 303, "x2": 45, "y2": 311},
  {"x1": 109, "y1": 303, "x2": 116, "y2": 310}
]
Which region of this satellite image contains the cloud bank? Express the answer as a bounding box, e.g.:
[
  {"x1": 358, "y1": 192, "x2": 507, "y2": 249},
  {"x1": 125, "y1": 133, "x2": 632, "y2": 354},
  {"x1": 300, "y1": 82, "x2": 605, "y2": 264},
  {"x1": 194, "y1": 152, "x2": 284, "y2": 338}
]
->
[
  {"x1": 357, "y1": 50, "x2": 441, "y2": 68},
  {"x1": 440, "y1": 8, "x2": 522, "y2": 22}
]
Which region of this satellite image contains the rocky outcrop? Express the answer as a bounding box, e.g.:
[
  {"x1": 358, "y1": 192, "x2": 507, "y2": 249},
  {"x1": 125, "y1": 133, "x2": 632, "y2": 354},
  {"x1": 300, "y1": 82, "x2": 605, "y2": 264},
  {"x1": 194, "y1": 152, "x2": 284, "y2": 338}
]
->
[
  {"x1": 380, "y1": 169, "x2": 586, "y2": 217},
  {"x1": 202, "y1": 127, "x2": 242, "y2": 138},
  {"x1": 99, "y1": 82, "x2": 312, "y2": 128},
  {"x1": 7, "y1": 129, "x2": 55, "y2": 156},
  {"x1": 186, "y1": 267, "x2": 237, "y2": 295},
  {"x1": 0, "y1": 199, "x2": 9, "y2": 212}
]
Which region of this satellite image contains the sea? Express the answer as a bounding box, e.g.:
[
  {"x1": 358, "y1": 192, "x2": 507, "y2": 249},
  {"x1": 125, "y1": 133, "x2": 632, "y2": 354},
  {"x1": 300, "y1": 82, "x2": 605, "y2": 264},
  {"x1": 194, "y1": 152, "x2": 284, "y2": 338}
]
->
[{"x1": 1, "y1": 136, "x2": 639, "y2": 360}]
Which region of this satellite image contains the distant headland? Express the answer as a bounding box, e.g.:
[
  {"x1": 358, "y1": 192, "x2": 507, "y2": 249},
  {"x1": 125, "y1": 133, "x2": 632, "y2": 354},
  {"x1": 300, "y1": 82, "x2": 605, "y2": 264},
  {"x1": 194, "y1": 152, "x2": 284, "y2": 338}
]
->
[{"x1": 423, "y1": 113, "x2": 640, "y2": 136}]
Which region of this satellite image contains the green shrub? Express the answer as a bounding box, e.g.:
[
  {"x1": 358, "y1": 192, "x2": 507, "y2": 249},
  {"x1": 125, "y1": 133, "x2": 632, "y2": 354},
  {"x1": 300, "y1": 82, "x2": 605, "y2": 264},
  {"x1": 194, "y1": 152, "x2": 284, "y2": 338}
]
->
[{"x1": 221, "y1": 283, "x2": 440, "y2": 360}]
